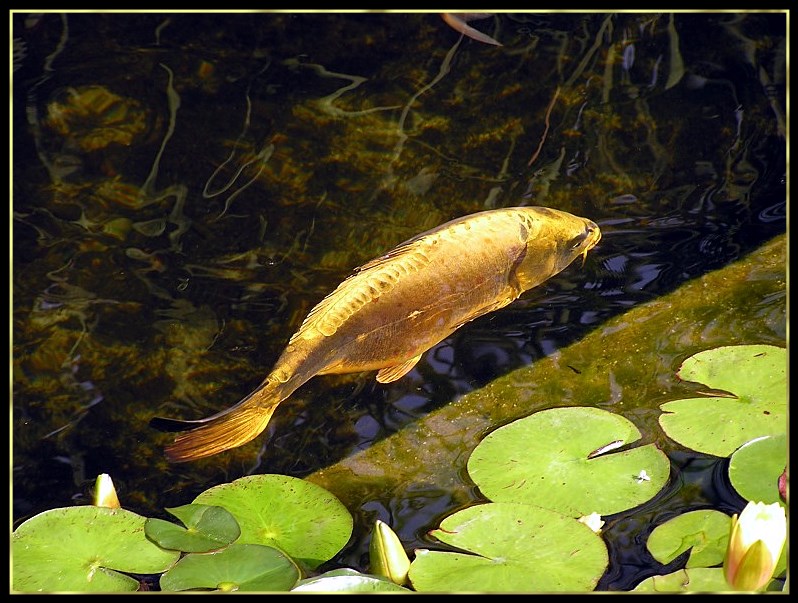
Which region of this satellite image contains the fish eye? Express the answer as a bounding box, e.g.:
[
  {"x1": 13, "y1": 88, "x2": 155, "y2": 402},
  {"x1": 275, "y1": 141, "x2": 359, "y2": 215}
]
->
[{"x1": 568, "y1": 230, "x2": 589, "y2": 250}]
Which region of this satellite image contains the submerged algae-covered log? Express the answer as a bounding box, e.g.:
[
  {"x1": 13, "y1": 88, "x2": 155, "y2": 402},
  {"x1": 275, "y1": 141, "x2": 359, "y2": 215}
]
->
[{"x1": 306, "y1": 234, "x2": 786, "y2": 512}]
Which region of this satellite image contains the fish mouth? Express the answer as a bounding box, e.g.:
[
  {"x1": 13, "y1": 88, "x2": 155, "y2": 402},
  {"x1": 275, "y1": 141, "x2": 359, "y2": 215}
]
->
[{"x1": 580, "y1": 222, "x2": 602, "y2": 265}]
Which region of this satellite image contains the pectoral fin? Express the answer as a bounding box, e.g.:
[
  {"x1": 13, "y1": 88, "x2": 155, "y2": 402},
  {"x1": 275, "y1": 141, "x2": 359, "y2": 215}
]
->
[{"x1": 376, "y1": 354, "x2": 422, "y2": 383}]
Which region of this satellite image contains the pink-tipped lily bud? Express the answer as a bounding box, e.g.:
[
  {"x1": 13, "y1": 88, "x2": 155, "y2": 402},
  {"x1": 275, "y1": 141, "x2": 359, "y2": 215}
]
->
[{"x1": 723, "y1": 501, "x2": 786, "y2": 591}]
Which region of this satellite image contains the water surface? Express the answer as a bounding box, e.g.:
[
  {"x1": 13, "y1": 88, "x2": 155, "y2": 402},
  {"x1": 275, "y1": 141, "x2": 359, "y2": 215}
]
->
[{"x1": 12, "y1": 11, "x2": 786, "y2": 590}]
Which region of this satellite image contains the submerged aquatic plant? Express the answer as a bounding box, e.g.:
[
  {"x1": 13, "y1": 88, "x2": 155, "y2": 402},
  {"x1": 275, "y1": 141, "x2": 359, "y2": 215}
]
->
[{"x1": 42, "y1": 85, "x2": 148, "y2": 153}]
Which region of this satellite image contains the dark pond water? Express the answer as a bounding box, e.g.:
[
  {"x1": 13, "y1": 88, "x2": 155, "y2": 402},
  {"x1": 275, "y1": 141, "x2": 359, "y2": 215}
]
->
[{"x1": 12, "y1": 11, "x2": 786, "y2": 591}]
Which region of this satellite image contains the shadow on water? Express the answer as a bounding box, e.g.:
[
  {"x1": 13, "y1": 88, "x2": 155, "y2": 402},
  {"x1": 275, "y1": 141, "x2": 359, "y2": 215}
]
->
[{"x1": 12, "y1": 11, "x2": 785, "y2": 590}]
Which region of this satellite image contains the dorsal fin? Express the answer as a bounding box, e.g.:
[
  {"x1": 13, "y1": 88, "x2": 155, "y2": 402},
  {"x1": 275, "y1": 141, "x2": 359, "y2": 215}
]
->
[
  {"x1": 288, "y1": 208, "x2": 538, "y2": 343},
  {"x1": 289, "y1": 237, "x2": 433, "y2": 342}
]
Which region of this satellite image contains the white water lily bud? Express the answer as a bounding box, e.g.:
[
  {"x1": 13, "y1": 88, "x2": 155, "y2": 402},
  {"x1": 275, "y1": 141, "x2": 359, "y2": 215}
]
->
[
  {"x1": 93, "y1": 473, "x2": 121, "y2": 509},
  {"x1": 723, "y1": 501, "x2": 786, "y2": 591}
]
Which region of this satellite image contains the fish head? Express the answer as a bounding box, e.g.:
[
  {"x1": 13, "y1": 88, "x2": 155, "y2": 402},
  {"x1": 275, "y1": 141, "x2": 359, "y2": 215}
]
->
[
  {"x1": 555, "y1": 214, "x2": 602, "y2": 271},
  {"x1": 513, "y1": 207, "x2": 601, "y2": 291}
]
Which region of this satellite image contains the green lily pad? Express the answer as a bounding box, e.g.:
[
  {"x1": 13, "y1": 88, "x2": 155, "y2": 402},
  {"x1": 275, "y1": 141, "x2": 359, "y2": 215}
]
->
[
  {"x1": 659, "y1": 345, "x2": 786, "y2": 457},
  {"x1": 408, "y1": 502, "x2": 608, "y2": 592},
  {"x1": 193, "y1": 474, "x2": 352, "y2": 570},
  {"x1": 728, "y1": 434, "x2": 787, "y2": 507},
  {"x1": 12, "y1": 506, "x2": 179, "y2": 592},
  {"x1": 467, "y1": 407, "x2": 669, "y2": 516},
  {"x1": 292, "y1": 569, "x2": 412, "y2": 592},
  {"x1": 159, "y1": 543, "x2": 300, "y2": 591},
  {"x1": 632, "y1": 567, "x2": 731, "y2": 592},
  {"x1": 145, "y1": 504, "x2": 241, "y2": 553},
  {"x1": 646, "y1": 510, "x2": 731, "y2": 568}
]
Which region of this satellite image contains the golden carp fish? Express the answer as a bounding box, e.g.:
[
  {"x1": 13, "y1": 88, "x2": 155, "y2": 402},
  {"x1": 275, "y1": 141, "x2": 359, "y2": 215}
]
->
[{"x1": 151, "y1": 206, "x2": 601, "y2": 461}]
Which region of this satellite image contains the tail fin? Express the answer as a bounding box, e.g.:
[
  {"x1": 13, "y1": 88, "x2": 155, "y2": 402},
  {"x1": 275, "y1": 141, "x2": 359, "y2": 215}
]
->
[{"x1": 151, "y1": 391, "x2": 280, "y2": 463}]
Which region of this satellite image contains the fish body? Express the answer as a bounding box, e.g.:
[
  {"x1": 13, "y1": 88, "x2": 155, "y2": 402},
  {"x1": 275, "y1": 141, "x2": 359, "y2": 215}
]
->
[{"x1": 151, "y1": 206, "x2": 601, "y2": 461}]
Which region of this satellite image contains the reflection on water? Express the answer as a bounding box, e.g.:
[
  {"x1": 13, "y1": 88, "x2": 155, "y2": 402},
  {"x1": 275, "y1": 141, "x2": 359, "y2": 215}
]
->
[{"x1": 12, "y1": 12, "x2": 785, "y2": 590}]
